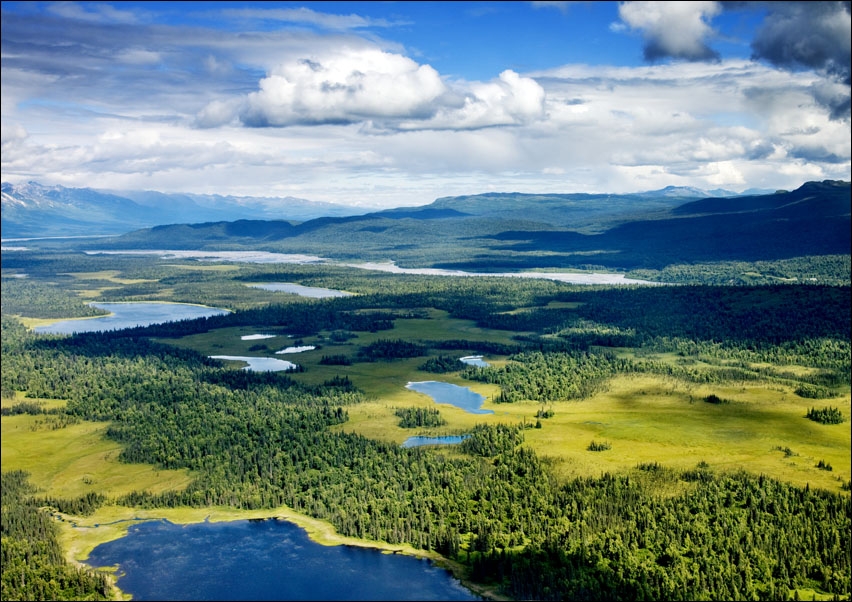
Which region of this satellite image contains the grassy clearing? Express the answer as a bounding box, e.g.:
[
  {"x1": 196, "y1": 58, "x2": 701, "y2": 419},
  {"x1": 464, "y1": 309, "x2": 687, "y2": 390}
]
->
[
  {"x1": 1, "y1": 414, "x2": 192, "y2": 500},
  {"x1": 519, "y1": 374, "x2": 851, "y2": 491},
  {"x1": 1, "y1": 390, "x2": 68, "y2": 411}
]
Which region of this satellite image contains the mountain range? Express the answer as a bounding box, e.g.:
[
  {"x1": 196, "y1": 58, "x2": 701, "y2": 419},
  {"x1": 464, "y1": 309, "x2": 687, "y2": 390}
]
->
[
  {"x1": 65, "y1": 179, "x2": 849, "y2": 275},
  {"x1": 2, "y1": 180, "x2": 779, "y2": 241},
  {"x1": 0, "y1": 181, "x2": 366, "y2": 239}
]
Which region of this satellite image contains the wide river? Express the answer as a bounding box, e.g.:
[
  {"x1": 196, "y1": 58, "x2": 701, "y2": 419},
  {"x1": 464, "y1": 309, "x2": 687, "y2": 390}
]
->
[
  {"x1": 85, "y1": 250, "x2": 661, "y2": 285},
  {"x1": 85, "y1": 518, "x2": 479, "y2": 601}
]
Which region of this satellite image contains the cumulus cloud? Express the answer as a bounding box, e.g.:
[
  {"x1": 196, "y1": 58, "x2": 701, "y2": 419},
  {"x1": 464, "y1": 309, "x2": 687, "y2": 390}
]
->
[
  {"x1": 208, "y1": 48, "x2": 546, "y2": 131},
  {"x1": 403, "y1": 69, "x2": 546, "y2": 130},
  {"x1": 751, "y1": 1, "x2": 851, "y2": 82},
  {"x1": 237, "y1": 48, "x2": 446, "y2": 126},
  {"x1": 614, "y1": 1, "x2": 851, "y2": 120},
  {"x1": 617, "y1": 1, "x2": 722, "y2": 61}
]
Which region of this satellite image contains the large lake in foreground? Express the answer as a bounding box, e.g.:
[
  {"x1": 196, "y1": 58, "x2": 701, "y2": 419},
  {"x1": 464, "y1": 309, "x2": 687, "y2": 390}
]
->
[
  {"x1": 33, "y1": 302, "x2": 229, "y2": 335},
  {"x1": 85, "y1": 518, "x2": 478, "y2": 601}
]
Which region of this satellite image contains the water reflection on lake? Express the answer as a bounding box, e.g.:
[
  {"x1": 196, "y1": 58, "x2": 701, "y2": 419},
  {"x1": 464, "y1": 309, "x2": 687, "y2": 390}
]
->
[
  {"x1": 406, "y1": 381, "x2": 493, "y2": 415},
  {"x1": 249, "y1": 282, "x2": 353, "y2": 298},
  {"x1": 33, "y1": 302, "x2": 229, "y2": 335},
  {"x1": 210, "y1": 355, "x2": 298, "y2": 372},
  {"x1": 84, "y1": 518, "x2": 479, "y2": 601},
  {"x1": 401, "y1": 435, "x2": 469, "y2": 449}
]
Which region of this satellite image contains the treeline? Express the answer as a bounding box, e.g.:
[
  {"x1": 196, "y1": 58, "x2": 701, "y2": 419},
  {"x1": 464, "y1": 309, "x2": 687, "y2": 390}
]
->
[
  {"x1": 419, "y1": 355, "x2": 467, "y2": 373},
  {"x1": 395, "y1": 407, "x2": 446, "y2": 428},
  {"x1": 0, "y1": 278, "x2": 110, "y2": 320},
  {"x1": 356, "y1": 338, "x2": 428, "y2": 362},
  {"x1": 1, "y1": 471, "x2": 112, "y2": 601},
  {"x1": 463, "y1": 350, "x2": 628, "y2": 402}
]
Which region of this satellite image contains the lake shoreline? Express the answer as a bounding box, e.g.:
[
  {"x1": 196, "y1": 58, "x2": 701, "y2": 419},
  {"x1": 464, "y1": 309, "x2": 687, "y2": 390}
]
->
[{"x1": 60, "y1": 503, "x2": 508, "y2": 602}]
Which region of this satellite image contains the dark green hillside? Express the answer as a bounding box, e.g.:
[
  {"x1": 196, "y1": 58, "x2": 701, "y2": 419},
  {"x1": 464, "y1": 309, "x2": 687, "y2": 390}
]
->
[
  {"x1": 487, "y1": 183, "x2": 850, "y2": 268},
  {"x1": 81, "y1": 180, "x2": 851, "y2": 284},
  {"x1": 428, "y1": 190, "x2": 692, "y2": 231},
  {"x1": 671, "y1": 179, "x2": 850, "y2": 217}
]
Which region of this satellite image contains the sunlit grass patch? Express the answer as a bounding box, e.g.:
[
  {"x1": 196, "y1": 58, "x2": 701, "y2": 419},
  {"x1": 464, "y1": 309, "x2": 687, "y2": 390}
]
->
[
  {"x1": 1, "y1": 414, "x2": 192, "y2": 500},
  {"x1": 61, "y1": 270, "x2": 157, "y2": 285},
  {"x1": 519, "y1": 374, "x2": 850, "y2": 492}
]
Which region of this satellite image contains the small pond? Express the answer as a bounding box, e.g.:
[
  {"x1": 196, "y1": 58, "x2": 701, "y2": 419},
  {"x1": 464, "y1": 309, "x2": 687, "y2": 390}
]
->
[
  {"x1": 406, "y1": 381, "x2": 493, "y2": 415},
  {"x1": 84, "y1": 518, "x2": 479, "y2": 601},
  {"x1": 275, "y1": 345, "x2": 316, "y2": 354},
  {"x1": 241, "y1": 334, "x2": 277, "y2": 341},
  {"x1": 33, "y1": 302, "x2": 229, "y2": 335},
  {"x1": 459, "y1": 355, "x2": 490, "y2": 368}
]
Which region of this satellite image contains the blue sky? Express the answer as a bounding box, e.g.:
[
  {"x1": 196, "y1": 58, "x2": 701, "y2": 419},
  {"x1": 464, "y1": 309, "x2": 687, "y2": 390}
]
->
[{"x1": 2, "y1": 1, "x2": 850, "y2": 207}]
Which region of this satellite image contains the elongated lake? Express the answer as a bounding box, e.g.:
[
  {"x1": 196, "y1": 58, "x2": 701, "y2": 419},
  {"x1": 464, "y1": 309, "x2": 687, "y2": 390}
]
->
[
  {"x1": 33, "y1": 302, "x2": 229, "y2": 335},
  {"x1": 85, "y1": 518, "x2": 478, "y2": 601},
  {"x1": 209, "y1": 355, "x2": 299, "y2": 372},
  {"x1": 249, "y1": 282, "x2": 353, "y2": 298},
  {"x1": 402, "y1": 435, "x2": 469, "y2": 448},
  {"x1": 406, "y1": 381, "x2": 493, "y2": 415}
]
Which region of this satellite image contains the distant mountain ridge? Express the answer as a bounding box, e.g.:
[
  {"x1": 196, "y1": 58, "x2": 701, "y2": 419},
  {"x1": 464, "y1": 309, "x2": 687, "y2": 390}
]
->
[
  {"x1": 83, "y1": 180, "x2": 850, "y2": 274},
  {"x1": 2, "y1": 180, "x2": 778, "y2": 240},
  {"x1": 0, "y1": 181, "x2": 367, "y2": 239}
]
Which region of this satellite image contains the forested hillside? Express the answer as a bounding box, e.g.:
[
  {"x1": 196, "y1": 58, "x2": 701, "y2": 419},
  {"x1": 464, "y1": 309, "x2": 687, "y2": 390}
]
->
[{"x1": 1, "y1": 251, "x2": 849, "y2": 601}]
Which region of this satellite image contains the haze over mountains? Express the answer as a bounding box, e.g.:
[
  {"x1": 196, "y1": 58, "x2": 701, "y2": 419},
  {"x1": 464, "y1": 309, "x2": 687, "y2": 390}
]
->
[{"x1": 0, "y1": 181, "x2": 367, "y2": 239}]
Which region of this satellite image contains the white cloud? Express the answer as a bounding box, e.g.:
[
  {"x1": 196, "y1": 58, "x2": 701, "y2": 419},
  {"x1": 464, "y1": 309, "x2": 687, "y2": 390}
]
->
[
  {"x1": 617, "y1": 1, "x2": 722, "y2": 61},
  {"x1": 222, "y1": 6, "x2": 399, "y2": 30},
  {"x1": 237, "y1": 48, "x2": 447, "y2": 126},
  {"x1": 206, "y1": 48, "x2": 546, "y2": 132},
  {"x1": 408, "y1": 70, "x2": 545, "y2": 130},
  {"x1": 45, "y1": 1, "x2": 140, "y2": 24}
]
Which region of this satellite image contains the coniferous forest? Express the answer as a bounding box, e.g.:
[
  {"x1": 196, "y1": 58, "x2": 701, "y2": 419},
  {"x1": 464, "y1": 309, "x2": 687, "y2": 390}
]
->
[{"x1": 1, "y1": 248, "x2": 850, "y2": 601}]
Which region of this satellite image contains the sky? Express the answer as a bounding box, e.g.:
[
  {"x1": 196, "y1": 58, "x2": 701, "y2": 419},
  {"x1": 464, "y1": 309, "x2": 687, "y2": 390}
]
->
[{"x1": 1, "y1": 1, "x2": 850, "y2": 208}]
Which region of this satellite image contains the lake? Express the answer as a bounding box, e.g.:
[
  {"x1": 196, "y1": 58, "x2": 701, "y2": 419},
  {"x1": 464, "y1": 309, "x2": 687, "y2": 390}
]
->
[
  {"x1": 84, "y1": 518, "x2": 478, "y2": 601},
  {"x1": 33, "y1": 302, "x2": 230, "y2": 335},
  {"x1": 85, "y1": 250, "x2": 326, "y2": 264},
  {"x1": 249, "y1": 282, "x2": 353, "y2": 298},
  {"x1": 401, "y1": 435, "x2": 469, "y2": 449},
  {"x1": 209, "y1": 355, "x2": 299, "y2": 372},
  {"x1": 406, "y1": 381, "x2": 493, "y2": 415}
]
